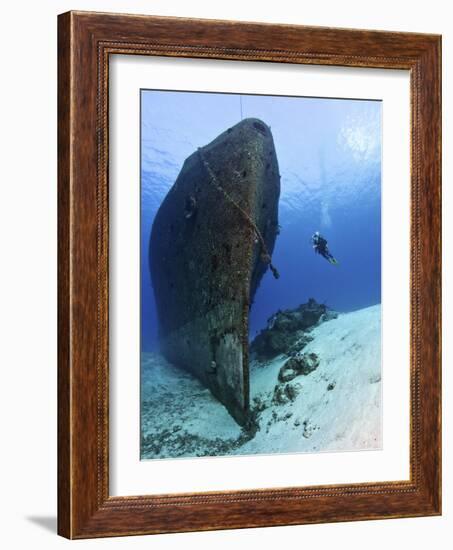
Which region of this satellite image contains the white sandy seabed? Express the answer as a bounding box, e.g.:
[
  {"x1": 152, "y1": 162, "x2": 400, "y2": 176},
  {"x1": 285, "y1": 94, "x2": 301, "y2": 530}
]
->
[{"x1": 140, "y1": 304, "x2": 382, "y2": 460}]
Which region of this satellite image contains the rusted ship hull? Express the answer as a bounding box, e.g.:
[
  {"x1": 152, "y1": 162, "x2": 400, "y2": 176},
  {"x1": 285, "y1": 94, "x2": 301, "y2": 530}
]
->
[{"x1": 150, "y1": 118, "x2": 280, "y2": 425}]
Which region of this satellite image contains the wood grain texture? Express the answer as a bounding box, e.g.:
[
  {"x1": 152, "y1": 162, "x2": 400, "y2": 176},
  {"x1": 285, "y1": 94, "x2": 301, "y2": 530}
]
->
[{"x1": 57, "y1": 10, "x2": 442, "y2": 539}]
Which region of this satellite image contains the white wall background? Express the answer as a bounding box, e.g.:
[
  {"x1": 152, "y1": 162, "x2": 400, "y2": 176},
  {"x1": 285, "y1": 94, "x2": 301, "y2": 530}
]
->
[{"x1": 0, "y1": 0, "x2": 450, "y2": 548}]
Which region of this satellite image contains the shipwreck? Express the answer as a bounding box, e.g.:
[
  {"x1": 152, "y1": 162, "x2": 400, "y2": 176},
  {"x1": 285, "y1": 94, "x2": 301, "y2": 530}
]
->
[{"x1": 150, "y1": 118, "x2": 280, "y2": 425}]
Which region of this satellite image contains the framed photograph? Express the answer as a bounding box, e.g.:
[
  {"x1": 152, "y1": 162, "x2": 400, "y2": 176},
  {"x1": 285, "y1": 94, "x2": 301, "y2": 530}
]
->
[{"x1": 58, "y1": 11, "x2": 441, "y2": 539}]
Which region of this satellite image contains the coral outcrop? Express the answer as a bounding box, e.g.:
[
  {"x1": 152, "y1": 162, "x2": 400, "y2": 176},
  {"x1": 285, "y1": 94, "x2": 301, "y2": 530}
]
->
[{"x1": 250, "y1": 298, "x2": 337, "y2": 361}]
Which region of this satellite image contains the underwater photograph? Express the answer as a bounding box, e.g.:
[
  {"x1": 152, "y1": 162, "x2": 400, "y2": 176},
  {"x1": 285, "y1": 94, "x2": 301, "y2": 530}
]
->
[{"x1": 140, "y1": 89, "x2": 382, "y2": 460}]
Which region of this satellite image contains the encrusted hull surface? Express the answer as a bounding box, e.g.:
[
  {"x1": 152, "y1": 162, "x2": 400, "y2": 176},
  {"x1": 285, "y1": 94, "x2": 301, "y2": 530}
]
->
[{"x1": 150, "y1": 118, "x2": 280, "y2": 424}]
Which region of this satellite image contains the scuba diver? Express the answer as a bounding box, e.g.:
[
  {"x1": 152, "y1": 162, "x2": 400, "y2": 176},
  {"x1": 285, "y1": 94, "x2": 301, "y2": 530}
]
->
[{"x1": 311, "y1": 231, "x2": 339, "y2": 265}]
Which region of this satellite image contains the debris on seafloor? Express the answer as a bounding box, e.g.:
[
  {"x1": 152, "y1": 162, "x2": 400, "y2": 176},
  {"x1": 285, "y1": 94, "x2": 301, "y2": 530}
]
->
[
  {"x1": 277, "y1": 353, "x2": 320, "y2": 383},
  {"x1": 250, "y1": 298, "x2": 338, "y2": 361}
]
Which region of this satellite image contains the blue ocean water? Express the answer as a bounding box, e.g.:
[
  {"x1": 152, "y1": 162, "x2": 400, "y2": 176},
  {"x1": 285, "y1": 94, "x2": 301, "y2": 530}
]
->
[{"x1": 141, "y1": 90, "x2": 381, "y2": 352}]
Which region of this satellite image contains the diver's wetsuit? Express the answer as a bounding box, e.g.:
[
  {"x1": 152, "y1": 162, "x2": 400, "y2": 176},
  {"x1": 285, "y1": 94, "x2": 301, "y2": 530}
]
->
[{"x1": 312, "y1": 234, "x2": 337, "y2": 264}]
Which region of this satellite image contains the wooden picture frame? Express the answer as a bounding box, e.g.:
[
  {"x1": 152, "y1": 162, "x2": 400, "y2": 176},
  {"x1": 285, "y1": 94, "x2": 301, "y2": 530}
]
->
[{"x1": 58, "y1": 10, "x2": 441, "y2": 539}]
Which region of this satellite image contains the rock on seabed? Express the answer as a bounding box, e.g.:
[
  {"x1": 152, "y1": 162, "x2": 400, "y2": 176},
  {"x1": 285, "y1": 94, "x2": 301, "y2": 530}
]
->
[{"x1": 250, "y1": 298, "x2": 337, "y2": 361}]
